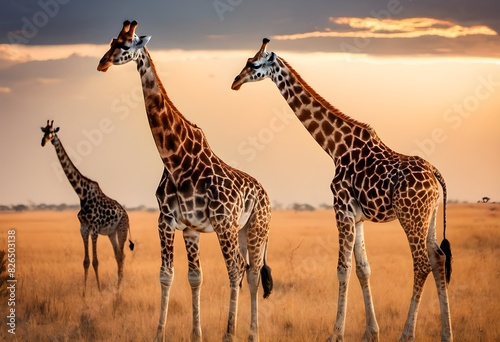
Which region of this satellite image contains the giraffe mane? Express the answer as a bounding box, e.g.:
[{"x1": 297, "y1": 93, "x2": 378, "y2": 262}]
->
[
  {"x1": 278, "y1": 57, "x2": 373, "y2": 132},
  {"x1": 143, "y1": 47, "x2": 199, "y2": 129}
]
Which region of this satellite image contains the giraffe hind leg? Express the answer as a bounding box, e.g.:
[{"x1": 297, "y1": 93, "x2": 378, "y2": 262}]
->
[
  {"x1": 216, "y1": 227, "x2": 246, "y2": 342},
  {"x1": 114, "y1": 214, "x2": 130, "y2": 289},
  {"x1": 90, "y1": 230, "x2": 101, "y2": 292},
  {"x1": 109, "y1": 232, "x2": 125, "y2": 290},
  {"x1": 241, "y1": 223, "x2": 259, "y2": 342},
  {"x1": 353, "y1": 222, "x2": 379, "y2": 342},
  {"x1": 397, "y1": 211, "x2": 432, "y2": 342},
  {"x1": 81, "y1": 228, "x2": 90, "y2": 297},
  {"x1": 183, "y1": 229, "x2": 203, "y2": 342},
  {"x1": 427, "y1": 207, "x2": 453, "y2": 342}
]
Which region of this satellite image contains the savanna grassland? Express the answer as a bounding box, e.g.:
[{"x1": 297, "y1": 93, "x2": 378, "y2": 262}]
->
[{"x1": 0, "y1": 204, "x2": 499, "y2": 341}]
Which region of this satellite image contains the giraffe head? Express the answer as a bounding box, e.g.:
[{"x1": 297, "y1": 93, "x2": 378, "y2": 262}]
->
[
  {"x1": 231, "y1": 38, "x2": 277, "y2": 91},
  {"x1": 40, "y1": 120, "x2": 60, "y2": 147},
  {"x1": 97, "y1": 20, "x2": 151, "y2": 72}
]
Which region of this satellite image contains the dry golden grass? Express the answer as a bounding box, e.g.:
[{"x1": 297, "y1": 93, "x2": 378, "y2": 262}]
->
[{"x1": 0, "y1": 203, "x2": 499, "y2": 341}]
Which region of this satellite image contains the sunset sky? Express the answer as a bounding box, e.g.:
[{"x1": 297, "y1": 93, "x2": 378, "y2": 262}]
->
[{"x1": 1, "y1": 0, "x2": 499, "y2": 208}]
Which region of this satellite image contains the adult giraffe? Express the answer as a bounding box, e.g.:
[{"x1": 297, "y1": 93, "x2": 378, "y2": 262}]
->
[
  {"x1": 231, "y1": 39, "x2": 452, "y2": 342},
  {"x1": 41, "y1": 120, "x2": 134, "y2": 297},
  {"x1": 97, "y1": 21, "x2": 273, "y2": 342}
]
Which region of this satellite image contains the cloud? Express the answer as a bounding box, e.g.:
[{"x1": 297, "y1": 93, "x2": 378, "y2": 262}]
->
[
  {"x1": 35, "y1": 78, "x2": 62, "y2": 85},
  {"x1": 273, "y1": 17, "x2": 497, "y2": 40},
  {"x1": 0, "y1": 44, "x2": 108, "y2": 63}
]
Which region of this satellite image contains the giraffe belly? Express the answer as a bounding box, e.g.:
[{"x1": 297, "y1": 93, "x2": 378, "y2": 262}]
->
[
  {"x1": 360, "y1": 204, "x2": 397, "y2": 223},
  {"x1": 99, "y1": 223, "x2": 119, "y2": 235},
  {"x1": 355, "y1": 186, "x2": 397, "y2": 223},
  {"x1": 177, "y1": 210, "x2": 215, "y2": 233}
]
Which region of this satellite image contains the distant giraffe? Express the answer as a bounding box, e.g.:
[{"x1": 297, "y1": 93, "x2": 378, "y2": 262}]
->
[
  {"x1": 97, "y1": 21, "x2": 273, "y2": 342},
  {"x1": 232, "y1": 39, "x2": 452, "y2": 342},
  {"x1": 41, "y1": 120, "x2": 134, "y2": 296}
]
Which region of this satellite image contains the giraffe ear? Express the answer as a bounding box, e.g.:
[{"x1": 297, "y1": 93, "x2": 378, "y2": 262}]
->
[
  {"x1": 135, "y1": 35, "x2": 151, "y2": 48},
  {"x1": 54, "y1": 127, "x2": 60, "y2": 133},
  {"x1": 267, "y1": 52, "x2": 276, "y2": 64},
  {"x1": 40, "y1": 127, "x2": 46, "y2": 133}
]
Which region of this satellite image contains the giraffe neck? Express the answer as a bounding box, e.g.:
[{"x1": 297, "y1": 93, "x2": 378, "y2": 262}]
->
[
  {"x1": 272, "y1": 57, "x2": 376, "y2": 161},
  {"x1": 135, "y1": 48, "x2": 208, "y2": 180},
  {"x1": 51, "y1": 136, "x2": 90, "y2": 199}
]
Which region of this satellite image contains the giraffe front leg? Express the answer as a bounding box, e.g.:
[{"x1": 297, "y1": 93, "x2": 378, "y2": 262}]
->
[
  {"x1": 353, "y1": 222, "x2": 379, "y2": 342},
  {"x1": 327, "y1": 217, "x2": 355, "y2": 342},
  {"x1": 154, "y1": 213, "x2": 175, "y2": 342},
  {"x1": 183, "y1": 229, "x2": 203, "y2": 342}
]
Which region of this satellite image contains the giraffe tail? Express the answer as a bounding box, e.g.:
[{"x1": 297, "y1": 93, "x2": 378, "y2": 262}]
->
[
  {"x1": 260, "y1": 237, "x2": 273, "y2": 299},
  {"x1": 128, "y1": 224, "x2": 135, "y2": 251},
  {"x1": 434, "y1": 166, "x2": 452, "y2": 284}
]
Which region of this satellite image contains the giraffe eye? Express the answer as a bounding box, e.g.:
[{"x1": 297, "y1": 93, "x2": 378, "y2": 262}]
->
[
  {"x1": 251, "y1": 63, "x2": 262, "y2": 69},
  {"x1": 121, "y1": 45, "x2": 130, "y2": 51}
]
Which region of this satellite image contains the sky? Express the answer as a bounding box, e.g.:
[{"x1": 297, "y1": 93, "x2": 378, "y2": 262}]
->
[{"x1": 0, "y1": 0, "x2": 499, "y2": 209}]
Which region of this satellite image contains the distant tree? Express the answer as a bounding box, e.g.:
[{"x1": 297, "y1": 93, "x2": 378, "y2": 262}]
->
[
  {"x1": 482, "y1": 197, "x2": 491, "y2": 203},
  {"x1": 56, "y1": 203, "x2": 68, "y2": 211},
  {"x1": 36, "y1": 203, "x2": 48, "y2": 210},
  {"x1": 319, "y1": 203, "x2": 333, "y2": 210},
  {"x1": 291, "y1": 203, "x2": 316, "y2": 211},
  {"x1": 12, "y1": 204, "x2": 28, "y2": 212},
  {"x1": 272, "y1": 201, "x2": 283, "y2": 211}
]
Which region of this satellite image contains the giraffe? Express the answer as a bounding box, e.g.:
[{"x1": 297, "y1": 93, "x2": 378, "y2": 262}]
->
[
  {"x1": 231, "y1": 39, "x2": 453, "y2": 342},
  {"x1": 97, "y1": 21, "x2": 273, "y2": 342},
  {"x1": 40, "y1": 120, "x2": 134, "y2": 297}
]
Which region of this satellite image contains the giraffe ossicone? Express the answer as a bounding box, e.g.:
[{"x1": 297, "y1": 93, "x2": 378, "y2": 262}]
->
[
  {"x1": 41, "y1": 120, "x2": 134, "y2": 297},
  {"x1": 98, "y1": 21, "x2": 273, "y2": 342},
  {"x1": 232, "y1": 39, "x2": 453, "y2": 342}
]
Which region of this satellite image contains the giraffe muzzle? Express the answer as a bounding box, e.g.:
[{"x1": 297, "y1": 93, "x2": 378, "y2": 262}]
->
[
  {"x1": 231, "y1": 75, "x2": 243, "y2": 90},
  {"x1": 97, "y1": 57, "x2": 111, "y2": 72}
]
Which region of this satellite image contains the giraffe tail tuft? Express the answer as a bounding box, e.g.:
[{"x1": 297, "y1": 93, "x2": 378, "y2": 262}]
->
[
  {"x1": 128, "y1": 239, "x2": 135, "y2": 251},
  {"x1": 260, "y1": 264, "x2": 273, "y2": 299},
  {"x1": 440, "y1": 238, "x2": 452, "y2": 284},
  {"x1": 260, "y1": 237, "x2": 273, "y2": 298}
]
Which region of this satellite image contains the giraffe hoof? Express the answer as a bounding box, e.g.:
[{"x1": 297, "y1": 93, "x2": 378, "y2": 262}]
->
[
  {"x1": 326, "y1": 335, "x2": 343, "y2": 342},
  {"x1": 247, "y1": 333, "x2": 258, "y2": 342},
  {"x1": 362, "y1": 330, "x2": 379, "y2": 342},
  {"x1": 191, "y1": 330, "x2": 202, "y2": 342},
  {"x1": 153, "y1": 329, "x2": 165, "y2": 342},
  {"x1": 223, "y1": 332, "x2": 234, "y2": 342},
  {"x1": 398, "y1": 335, "x2": 414, "y2": 342}
]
